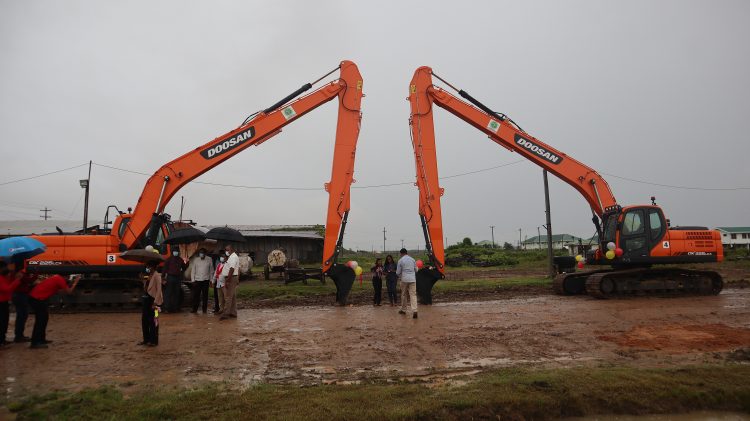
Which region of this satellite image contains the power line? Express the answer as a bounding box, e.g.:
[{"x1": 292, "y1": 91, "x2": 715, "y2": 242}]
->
[
  {"x1": 600, "y1": 172, "x2": 750, "y2": 191},
  {"x1": 3, "y1": 160, "x2": 749, "y2": 193},
  {"x1": 0, "y1": 163, "x2": 88, "y2": 187}
]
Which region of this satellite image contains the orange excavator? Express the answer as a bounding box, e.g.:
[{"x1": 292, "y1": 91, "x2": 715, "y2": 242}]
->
[
  {"x1": 27, "y1": 60, "x2": 363, "y2": 307},
  {"x1": 407, "y1": 66, "x2": 723, "y2": 300}
]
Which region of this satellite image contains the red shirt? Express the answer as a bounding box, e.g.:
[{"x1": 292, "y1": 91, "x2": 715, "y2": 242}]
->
[
  {"x1": 11, "y1": 270, "x2": 37, "y2": 294},
  {"x1": 30, "y1": 275, "x2": 69, "y2": 300},
  {"x1": 0, "y1": 274, "x2": 20, "y2": 302}
]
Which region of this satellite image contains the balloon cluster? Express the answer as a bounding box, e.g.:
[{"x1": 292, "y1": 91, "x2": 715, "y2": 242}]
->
[
  {"x1": 575, "y1": 254, "x2": 585, "y2": 269},
  {"x1": 604, "y1": 242, "x2": 623, "y2": 260},
  {"x1": 347, "y1": 261, "x2": 363, "y2": 276}
]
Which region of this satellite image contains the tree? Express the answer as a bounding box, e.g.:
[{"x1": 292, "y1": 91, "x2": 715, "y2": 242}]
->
[
  {"x1": 503, "y1": 242, "x2": 514, "y2": 250},
  {"x1": 462, "y1": 237, "x2": 473, "y2": 246}
]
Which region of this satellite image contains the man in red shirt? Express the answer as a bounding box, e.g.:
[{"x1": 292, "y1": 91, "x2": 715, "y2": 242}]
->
[
  {"x1": 8, "y1": 261, "x2": 36, "y2": 343},
  {"x1": 28, "y1": 274, "x2": 80, "y2": 349}
]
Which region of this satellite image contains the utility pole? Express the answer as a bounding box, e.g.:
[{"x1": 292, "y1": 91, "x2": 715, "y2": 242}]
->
[
  {"x1": 179, "y1": 196, "x2": 185, "y2": 222},
  {"x1": 40, "y1": 207, "x2": 51, "y2": 220},
  {"x1": 537, "y1": 226, "x2": 541, "y2": 250},
  {"x1": 543, "y1": 170, "x2": 555, "y2": 278},
  {"x1": 80, "y1": 160, "x2": 91, "y2": 232},
  {"x1": 383, "y1": 227, "x2": 386, "y2": 253},
  {"x1": 518, "y1": 228, "x2": 522, "y2": 249},
  {"x1": 400, "y1": 239, "x2": 404, "y2": 250},
  {"x1": 490, "y1": 225, "x2": 495, "y2": 248}
]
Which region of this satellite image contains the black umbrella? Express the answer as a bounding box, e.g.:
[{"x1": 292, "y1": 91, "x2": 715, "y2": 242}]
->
[
  {"x1": 205, "y1": 226, "x2": 246, "y2": 243},
  {"x1": 164, "y1": 227, "x2": 207, "y2": 245}
]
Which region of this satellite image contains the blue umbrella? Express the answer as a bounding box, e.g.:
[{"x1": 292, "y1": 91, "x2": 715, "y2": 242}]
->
[{"x1": 0, "y1": 236, "x2": 47, "y2": 261}]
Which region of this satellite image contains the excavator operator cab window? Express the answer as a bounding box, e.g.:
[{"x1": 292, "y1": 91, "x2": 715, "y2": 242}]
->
[
  {"x1": 117, "y1": 217, "x2": 131, "y2": 240},
  {"x1": 602, "y1": 213, "x2": 618, "y2": 244},
  {"x1": 648, "y1": 209, "x2": 665, "y2": 242},
  {"x1": 620, "y1": 209, "x2": 647, "y2": 256},
  {"x1": 155, "y1": 227, "x2": 166, "y2": 253},
  {"x1": 622, "y1": 211, "x2": 644, "y2": 236}
]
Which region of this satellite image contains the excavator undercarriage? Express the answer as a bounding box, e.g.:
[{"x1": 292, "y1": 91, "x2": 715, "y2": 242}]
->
[{"x1": 554, "y1": 267, "x2": 723, "y2": 299}]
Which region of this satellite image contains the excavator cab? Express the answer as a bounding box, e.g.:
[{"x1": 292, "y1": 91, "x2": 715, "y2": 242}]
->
[{"x1": 594, "y1": 206, "x2": 667, "y2": 265}]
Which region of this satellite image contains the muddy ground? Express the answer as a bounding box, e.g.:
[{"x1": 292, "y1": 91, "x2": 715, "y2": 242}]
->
[{"x1": 1, "y1": 284, "x2": 749, "y2": 400}]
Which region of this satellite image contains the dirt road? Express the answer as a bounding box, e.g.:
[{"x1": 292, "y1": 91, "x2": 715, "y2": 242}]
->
[{"x1": 2, "y1": 289, "x2": 749, "y2": 399}]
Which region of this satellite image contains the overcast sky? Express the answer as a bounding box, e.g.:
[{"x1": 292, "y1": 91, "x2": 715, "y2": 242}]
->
[{"x1": 1, "y1": 0, "x2": 749, "y2": 251}]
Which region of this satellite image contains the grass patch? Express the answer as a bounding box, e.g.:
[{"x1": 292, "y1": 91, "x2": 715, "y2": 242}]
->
[
  {"x1": 6, "y1": 365, "x2": 750, "y2": 420},
  {"x1": 234, "y1": 276, "x2": 549, "y2": 303}
]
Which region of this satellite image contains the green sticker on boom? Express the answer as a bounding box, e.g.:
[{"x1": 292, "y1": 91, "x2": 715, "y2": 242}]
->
[
  {"x1": 282, "y1": 106, "x2": 297, "y2": 121},
  {"x1": 487, "y1": 119, "x2": 500, "y2": 133}
]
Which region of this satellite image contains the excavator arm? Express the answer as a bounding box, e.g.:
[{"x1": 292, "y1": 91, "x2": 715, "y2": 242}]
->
[
  {"x1": 120, "y1": 61, "x2": 364, "y2": 279},
  {"x1": 408, "y1": 66, "x2": 618, "y2": 278}
]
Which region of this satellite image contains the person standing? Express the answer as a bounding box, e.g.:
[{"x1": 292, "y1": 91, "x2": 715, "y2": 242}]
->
[
  {"x1": 212, "y1": 256, "x2": 225, "y2": 314},
  {"x1": 0, "y1": 262, "x2": 21, "y2": 346},
  {"x1": 140, "y1": 261, "x2": 163, "y2": 346},
  {"x1": 383, "y1": 255, "x2": 398, "y2": 306},
  {"x1": 9, "y1": 261, "x2": 36, "y2": 343},
  {"x1": 189, "y1": 248, "x2": 214, "y2": 314},
  {"x1": 371, "y1": 258, "x2": 384, "y2": 306},
  {"x1": 397, "y1": 248, "x2": 418, "y2": 319},
  {"x1": 219, "y1": 245, "x2": 239, "y2": 320},
  {"x1": 162, "y1": 249, "x2": 187, "y2": 313},
  {"x1": 28, "y1": 274, "x2": 80, "y2": 349}
]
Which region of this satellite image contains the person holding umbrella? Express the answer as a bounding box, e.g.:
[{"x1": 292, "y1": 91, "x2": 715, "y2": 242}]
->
[
  {"x1": 0, "y1": 261, "x2": 21, "y2": 346},
  {"x1": 0, "y1": 236, "x2": 48, "y2": 346},
  {"x1": 8, "y1": 260, "x2": 36, "y2": 343},
  {"x1": 162, "y1": 249, "x2": 187, "y2": 313},
  {"x1": 28, "y1": 274, "x2": 80, "y2": 348}
]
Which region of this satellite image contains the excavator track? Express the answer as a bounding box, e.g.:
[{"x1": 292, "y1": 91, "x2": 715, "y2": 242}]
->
[
  {"x1": 553, "y1": 270, "x2": 612, "y2": 295},
  {"x1": 47, "y1": 278, "x2": 194, "y2": 313},
  {"x1": 584, "y1": 267, "x2": 723, "y2": 299}
]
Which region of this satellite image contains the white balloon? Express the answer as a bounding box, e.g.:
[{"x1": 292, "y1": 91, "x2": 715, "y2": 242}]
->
[
  {"x1": 607, "y1": 242, "x2": 616, "y2": 251},
  {"x1": 145, "y1": 245, "x2": 154, "y2": 252},
  {"x1": 350, "y1": 261, "x2": 358, "y2": 269}
]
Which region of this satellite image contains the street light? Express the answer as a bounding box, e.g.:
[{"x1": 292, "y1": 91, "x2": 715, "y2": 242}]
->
[{"x1": 80, "y1": 160, "x2": 92, "y2": 232}]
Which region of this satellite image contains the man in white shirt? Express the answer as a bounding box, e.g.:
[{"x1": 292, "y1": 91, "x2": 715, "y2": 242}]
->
[
  {"x1": 189, "y1": 248, "x2": 214, "y2": 314},
  {"x1": 396, "y1": 248, "x2": 418, "y2": 319},
  {"x1": 219, "y1": 244, "x2": 240, "y2": 320}
]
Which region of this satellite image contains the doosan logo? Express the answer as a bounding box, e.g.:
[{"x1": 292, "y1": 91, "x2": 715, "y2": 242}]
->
[
  {"x1": 514, "y1": 134, "x2": 563, "y2": 165},
  {"x1": 200, "y1": 127, "x2": 256, "y2": 159}
]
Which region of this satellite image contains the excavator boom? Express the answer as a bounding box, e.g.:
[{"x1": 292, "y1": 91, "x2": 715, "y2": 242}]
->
[
  {"x1": 120, "y1": 61, "x2": 363, "y2": 276},
  {"x1": 408, "y1": 66, "x2": 722, "y2": 300}
]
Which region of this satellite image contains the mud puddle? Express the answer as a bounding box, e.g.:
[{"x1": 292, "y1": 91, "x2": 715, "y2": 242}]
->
[{"x1": 1, "y1": 290, "x2": 749, "y2": 398}]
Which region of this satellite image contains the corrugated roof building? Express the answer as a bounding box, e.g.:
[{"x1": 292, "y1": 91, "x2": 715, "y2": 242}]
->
[{"x1": 200, "y1": 224, "x2": 324, "y2": 264}]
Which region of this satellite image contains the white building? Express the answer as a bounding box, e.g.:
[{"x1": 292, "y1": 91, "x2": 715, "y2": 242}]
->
[{"x1": 716, "y1": 227, "x2": 750, "y2": 249}]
